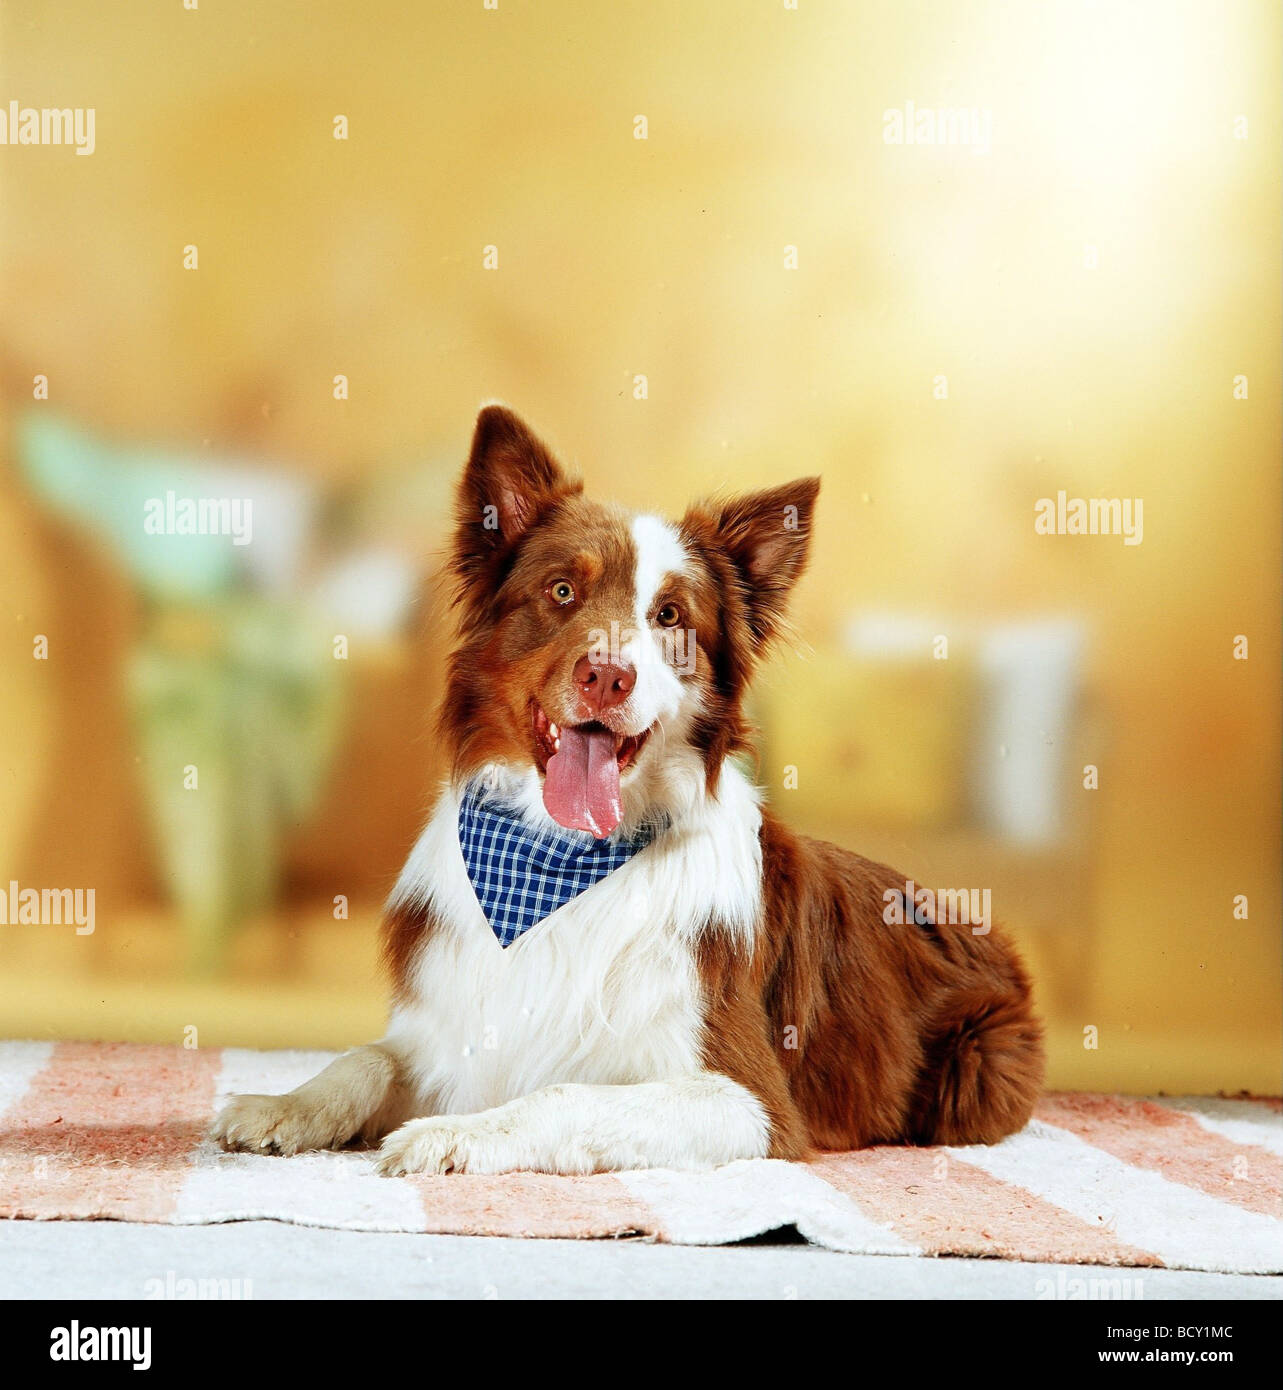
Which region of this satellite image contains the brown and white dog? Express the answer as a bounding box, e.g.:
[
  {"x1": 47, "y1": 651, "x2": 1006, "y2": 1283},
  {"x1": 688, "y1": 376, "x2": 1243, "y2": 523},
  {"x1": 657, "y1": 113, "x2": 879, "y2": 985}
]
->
[{"x1": 212, "y1": 405, "x2": 1044, "y2": 1174}]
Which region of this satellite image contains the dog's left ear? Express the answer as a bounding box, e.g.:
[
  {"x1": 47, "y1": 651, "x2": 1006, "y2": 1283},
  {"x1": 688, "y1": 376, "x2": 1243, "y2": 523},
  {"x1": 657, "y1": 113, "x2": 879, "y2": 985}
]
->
[
  {"x1": 452, "y1": 405, "x2": 582, "y2": 619},
  {"x1": 683, "y1": 476, "x2": 820, "y2": 646}
]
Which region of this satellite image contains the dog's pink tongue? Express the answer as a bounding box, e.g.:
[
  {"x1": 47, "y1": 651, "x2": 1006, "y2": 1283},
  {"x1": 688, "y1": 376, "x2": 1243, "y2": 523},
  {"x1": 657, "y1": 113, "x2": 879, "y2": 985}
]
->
[{"x1": 543, "y1": 725, "x2": 622, "y2": 838}]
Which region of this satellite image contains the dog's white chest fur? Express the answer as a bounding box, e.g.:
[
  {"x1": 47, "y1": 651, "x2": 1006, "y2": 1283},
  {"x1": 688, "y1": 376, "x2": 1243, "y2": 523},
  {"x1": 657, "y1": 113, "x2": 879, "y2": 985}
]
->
[{"x1": 383, "y1": 760, "x2": 762, "y2": 1115}]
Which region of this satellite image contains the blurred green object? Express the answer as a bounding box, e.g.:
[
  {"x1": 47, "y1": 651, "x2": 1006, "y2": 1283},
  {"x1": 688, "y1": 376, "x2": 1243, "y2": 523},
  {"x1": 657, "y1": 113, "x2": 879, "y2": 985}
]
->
[
  {"x1": 130, "y1": 601, "x2": 343, "y2": 972},
  {"x1": 17, "y1": 412, "x2": 343, "y2": 972},
  {"x1": 18, "y1": 413, "x2": 248, "y2": 600}
]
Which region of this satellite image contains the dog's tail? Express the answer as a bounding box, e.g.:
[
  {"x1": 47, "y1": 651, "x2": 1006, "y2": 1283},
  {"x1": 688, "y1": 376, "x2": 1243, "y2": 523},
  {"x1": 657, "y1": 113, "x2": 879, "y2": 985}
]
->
[{"x1": 907, "y1": 981, "x2": 1045, "y2": 1146}]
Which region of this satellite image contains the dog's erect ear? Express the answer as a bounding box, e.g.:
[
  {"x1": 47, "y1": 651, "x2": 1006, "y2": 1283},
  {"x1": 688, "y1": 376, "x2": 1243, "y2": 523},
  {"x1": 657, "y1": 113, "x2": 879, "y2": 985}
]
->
[
  {"x1": 683, "y1": 476, "x2": 820, "y2": 647},
  {"x1": 460, "y1": 405, "x2": 577, "y2": 544},
  {"x1": 452, "y1": 406, "x2": 581, "y2": 613}
]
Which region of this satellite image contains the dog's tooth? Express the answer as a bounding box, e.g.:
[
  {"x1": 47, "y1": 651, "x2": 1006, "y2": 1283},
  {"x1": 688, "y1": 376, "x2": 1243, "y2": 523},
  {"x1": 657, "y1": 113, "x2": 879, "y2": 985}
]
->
[
  {"x1": 549, "y1": 722, "x2": 560, "y2": 739},
  {"x1": 554, "y1": 736, "x2": 561, "y2": 751}
]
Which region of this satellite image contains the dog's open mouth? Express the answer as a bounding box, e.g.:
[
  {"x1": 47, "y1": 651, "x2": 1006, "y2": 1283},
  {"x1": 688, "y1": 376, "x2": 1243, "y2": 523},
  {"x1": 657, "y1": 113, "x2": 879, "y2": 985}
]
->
[{"x1": 533, "y1": 704, "x2": 651, "y2": 839}]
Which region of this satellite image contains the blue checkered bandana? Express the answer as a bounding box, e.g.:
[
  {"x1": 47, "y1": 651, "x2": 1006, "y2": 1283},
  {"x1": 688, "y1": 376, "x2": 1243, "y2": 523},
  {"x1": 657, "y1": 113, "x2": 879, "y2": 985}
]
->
[{"x1": 458, "y1": 784, "x2": 664, "y2": 947}]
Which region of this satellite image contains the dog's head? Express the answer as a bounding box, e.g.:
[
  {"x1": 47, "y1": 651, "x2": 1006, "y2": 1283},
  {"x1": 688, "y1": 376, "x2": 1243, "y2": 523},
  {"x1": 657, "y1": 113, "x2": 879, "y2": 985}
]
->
[{"x1": 440, "y1": 405, "x2": 819, "y2": 837}]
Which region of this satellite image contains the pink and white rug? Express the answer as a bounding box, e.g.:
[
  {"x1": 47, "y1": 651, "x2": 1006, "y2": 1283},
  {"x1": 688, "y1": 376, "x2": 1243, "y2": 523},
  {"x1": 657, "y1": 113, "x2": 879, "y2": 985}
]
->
[{"x1": 1, "y1": 1042, "x2": 1278, "y2": 1273}]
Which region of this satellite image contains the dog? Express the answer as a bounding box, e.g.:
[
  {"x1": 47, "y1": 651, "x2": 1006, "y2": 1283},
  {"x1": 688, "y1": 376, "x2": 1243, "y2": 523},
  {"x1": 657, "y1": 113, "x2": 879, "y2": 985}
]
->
[{"x1": 212, "y1": 405, "x2": 1044, "y2": 1174}]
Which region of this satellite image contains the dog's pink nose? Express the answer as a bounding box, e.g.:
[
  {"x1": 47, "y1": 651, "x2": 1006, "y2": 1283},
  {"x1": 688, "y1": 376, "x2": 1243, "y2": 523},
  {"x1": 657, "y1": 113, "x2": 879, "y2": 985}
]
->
[{"x1": 573, "y1": 654, "x2": 636, "y2": 714}]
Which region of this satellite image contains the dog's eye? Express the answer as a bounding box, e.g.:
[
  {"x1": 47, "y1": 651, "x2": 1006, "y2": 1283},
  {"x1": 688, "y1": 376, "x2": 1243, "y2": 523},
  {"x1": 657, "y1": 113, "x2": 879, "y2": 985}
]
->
[
  {"x1": 547, "y1": 579, "x2": 577, "y2": 606},
  {"x1": 655, "y1": 603, "x2": 682, "y2": 628}
]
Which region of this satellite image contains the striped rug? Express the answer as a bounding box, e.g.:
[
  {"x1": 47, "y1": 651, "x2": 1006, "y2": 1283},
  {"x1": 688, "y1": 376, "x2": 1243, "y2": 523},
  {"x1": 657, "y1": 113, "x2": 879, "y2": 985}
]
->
[{"x1": 1, "y1": 1041, "x2": 1278, "y2": 1273}]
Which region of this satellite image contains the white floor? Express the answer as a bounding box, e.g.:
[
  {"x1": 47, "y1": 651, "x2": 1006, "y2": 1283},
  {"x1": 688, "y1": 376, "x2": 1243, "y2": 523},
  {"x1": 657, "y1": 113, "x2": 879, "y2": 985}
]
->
[{"x1": 1, "y1": 1221, "x2": 1278, "y2": 1299}]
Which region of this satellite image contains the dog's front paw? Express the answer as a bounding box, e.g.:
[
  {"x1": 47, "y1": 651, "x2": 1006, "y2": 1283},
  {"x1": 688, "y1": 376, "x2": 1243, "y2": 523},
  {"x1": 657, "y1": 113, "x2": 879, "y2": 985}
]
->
[
  {"x1": 376, "y1": 1115, "x2": 511, "y2": 1176},
  {"x1": 211, "y1": 1093, "x2": 345, "y2": 1156}
]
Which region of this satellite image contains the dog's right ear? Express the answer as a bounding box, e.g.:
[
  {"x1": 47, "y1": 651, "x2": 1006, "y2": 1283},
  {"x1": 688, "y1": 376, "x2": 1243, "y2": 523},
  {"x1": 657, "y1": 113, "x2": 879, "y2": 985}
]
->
[{"x1": 452, "y1": 405, "x2": 581, "y2": 618}]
